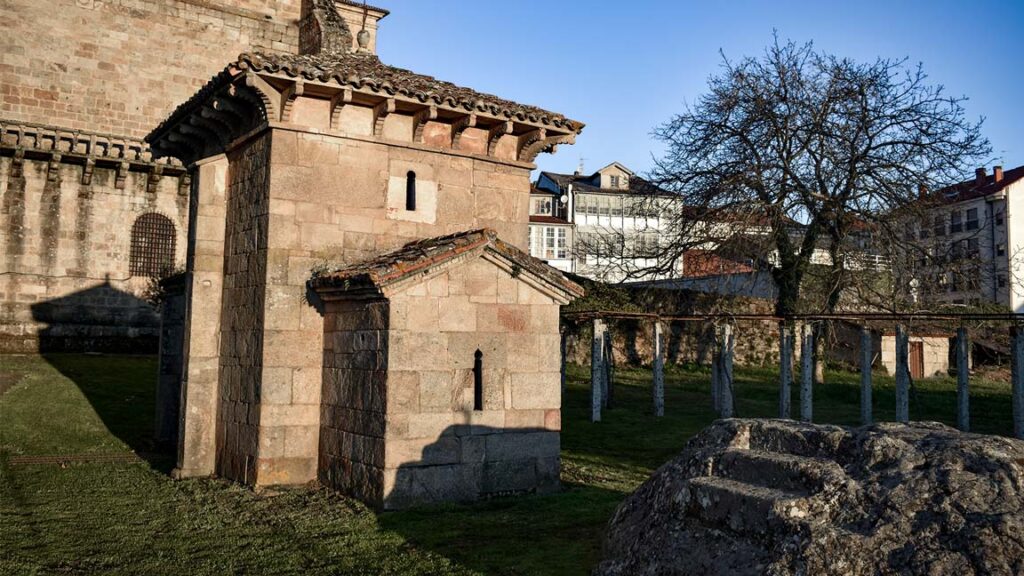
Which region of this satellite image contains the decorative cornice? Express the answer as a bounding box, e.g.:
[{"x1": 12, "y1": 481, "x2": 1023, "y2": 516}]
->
[{"x1": 0, "y1": 120, "x2": 185, "y2": 174}]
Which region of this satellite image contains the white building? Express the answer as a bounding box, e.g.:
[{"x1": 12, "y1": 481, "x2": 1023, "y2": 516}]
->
[
  {"x1": 531, "y1": 162, "x2": 680, "y2": 282},
  {"x1": 913, "y1": 165, "x2": 1024, "y2": 310}
]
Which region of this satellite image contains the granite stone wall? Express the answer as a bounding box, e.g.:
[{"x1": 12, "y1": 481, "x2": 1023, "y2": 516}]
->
[
  {"x1": 1, "y1": 0, "x2": 300, "y2": 139},
  {"x1": 320, "y1": 258, "x2": 563, "y2": 509},
  {"x1": 0, "y1": 153, "x2": 189, "y2": 353},
  {"x1": 319, "y1": 298, "x2": 389, "y2": 505},
  {"x1": 215, "y1": 132, "x2": 271, "y2": 483}
]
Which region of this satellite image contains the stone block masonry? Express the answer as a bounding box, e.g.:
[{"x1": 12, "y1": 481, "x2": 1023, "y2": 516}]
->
[
  {"x1": 1, "y1": 0, "x2": 301, "y2": 139},
  {"x1": 0, "y1": 125, "x2": 189, "y2": 353},
  {"x1": 319, "y1": 256, "x2": 566, "y2": 509}
]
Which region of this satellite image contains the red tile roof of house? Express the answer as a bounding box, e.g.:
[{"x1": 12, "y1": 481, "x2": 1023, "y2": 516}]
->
[{"x1": 930, "y1": 165, "x2": 1024, "y2": 204}]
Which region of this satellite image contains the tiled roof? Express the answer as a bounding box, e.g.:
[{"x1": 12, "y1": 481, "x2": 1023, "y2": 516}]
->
[
  {"x1": 237, "y1": 52, "x2": 582, "y2": 132},
  {"x1": 930, "y1": 166, "x2": 1024, "y2": 205},
  {"x1": 540, "y1": 171, "x2": 677, "y2": 197},
  {"x1": 310, "y1": 228, "x2": 585, "y2": 298}
]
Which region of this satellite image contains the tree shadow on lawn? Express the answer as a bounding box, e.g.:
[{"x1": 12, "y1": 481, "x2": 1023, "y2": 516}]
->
[{"x1": 39, "y1": 353, "x2": 175, "y2": 473}]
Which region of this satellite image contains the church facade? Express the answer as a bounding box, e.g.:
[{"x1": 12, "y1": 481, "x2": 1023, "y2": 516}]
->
[{"x1": 2, "y1": 0, "x2": 584, "y2": 508}]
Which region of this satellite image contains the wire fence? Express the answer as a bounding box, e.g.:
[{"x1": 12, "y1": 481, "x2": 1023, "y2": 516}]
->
[{"x1": 562, "y1": 311, "x2": 1024, "y2": 439}]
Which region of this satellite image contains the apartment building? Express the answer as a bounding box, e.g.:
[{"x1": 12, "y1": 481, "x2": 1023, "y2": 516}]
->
[
  {"x1": 912, "y1": 165, "x2": 1024, "y2": 310},
  {"x1": 531, "y1": 162, "x2": 678, "y2": 282}
]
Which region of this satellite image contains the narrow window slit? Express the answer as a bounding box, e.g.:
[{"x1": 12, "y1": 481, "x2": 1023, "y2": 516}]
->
[
  {"x1": 473, "y1": 349, "x2": 483, "y2": 411},
  {"x1": 405, "y1": 171, "x2": 416, "y2": 211}
]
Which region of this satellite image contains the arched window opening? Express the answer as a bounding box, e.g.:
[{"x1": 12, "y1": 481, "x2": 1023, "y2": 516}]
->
[
  {"x1": 473, "y1": 349, "x2": 483, "y2": 411},
  {"x1": 405, "y1": 171, "x2": 417, "y2": 211},
  {"x1": 130, "y1": 213, "x2": 176, "y2": 278}
]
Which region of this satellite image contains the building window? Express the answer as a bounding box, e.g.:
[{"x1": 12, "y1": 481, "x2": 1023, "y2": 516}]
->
[
  {"x1": 609, "y1": 175, "x2": 620, "y2": 188},
  {"x1": 531, "y1": 226, "x2": 568, "y2": 260},
  {"x1": 966, "y1": 208, "x2": 978, "y2": 230},
  {"x1": 130, "y1": 213, "x2": 176, "y2": 278},
  {"x1": 405, "y1": 171, "x2": 416, "y2": 211},
  {"x1": 950, "y1": 211, "x2": 962, "y2": 233},
  {"x1": 531, "y1": 197, "x2": 553, "y2": 216},
  {"x1": 996, "y1": 211, "x2": 1005, "y2": 226},
  {"x1": 966, "y1": 238, "x2": 979, "y2": 258},
  {"x1": 998, "y1": 243, "x2": 1007, "y2": 257},
  {"x1": 999, "y1": 275, "x2": 1007, "y2": 288},
  {"x1": 933, "y1": 215, "x2": 946, "y2": 237},
  {"x1": 473, "y1": 349, "x2": 483, "y2": 411}
]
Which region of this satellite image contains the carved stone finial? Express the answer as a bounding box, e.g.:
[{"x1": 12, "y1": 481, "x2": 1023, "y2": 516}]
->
[
  {"x1": 357, "y1": 28, "x2": 370, "y2": 51},
  {"x1": 299, "y1": 0, "x2": 353, "y2": 56}
]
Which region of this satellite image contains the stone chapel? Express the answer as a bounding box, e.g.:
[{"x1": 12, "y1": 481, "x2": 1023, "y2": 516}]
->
[{"x1": 151, "y1": 0, "x2": 584, "y2": 509}]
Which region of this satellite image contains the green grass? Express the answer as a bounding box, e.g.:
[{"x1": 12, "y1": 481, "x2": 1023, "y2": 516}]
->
[{"x1": 0, "y1": 354, "x2": 1016, "y2": 575}]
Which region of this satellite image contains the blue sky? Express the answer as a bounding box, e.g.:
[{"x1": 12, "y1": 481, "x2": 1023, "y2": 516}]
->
[{"x1": 376, "y1": 0, "x2": 1023, "y2": 180}]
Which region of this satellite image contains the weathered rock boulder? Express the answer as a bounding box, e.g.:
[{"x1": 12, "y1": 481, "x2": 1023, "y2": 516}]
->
[{"x1": 596, "y1": 419, "x2": 1024, "y2": 576}]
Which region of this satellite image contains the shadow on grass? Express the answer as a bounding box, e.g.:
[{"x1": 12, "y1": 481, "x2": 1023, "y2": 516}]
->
[
  {"x1": 40, "y1": 354, "x2": 175, "y2": 473},
  {"x1": 378, "y1": 481, "x2": 624, "y2": 576}
]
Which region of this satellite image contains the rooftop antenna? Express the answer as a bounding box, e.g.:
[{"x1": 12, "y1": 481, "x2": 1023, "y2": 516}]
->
[
  {"x1": 357, "y1": 0, "x2": 370, "y2": 51},
  {"x1": 576, "y1": 157, "x2": 586, "y2": 176}
]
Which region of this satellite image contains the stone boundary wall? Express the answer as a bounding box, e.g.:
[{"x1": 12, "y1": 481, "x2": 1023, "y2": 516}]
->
[
  {"x1": 0, "y1": 139, "x2": 189, "y2": 353},
  {"x1": 564, "y1": 318, "x2": 788, "y2": 369}
]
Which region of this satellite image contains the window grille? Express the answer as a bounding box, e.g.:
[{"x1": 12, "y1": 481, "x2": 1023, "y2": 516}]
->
[{"x1": 129, "y1": 213, "x2": 176, "y2": 278}]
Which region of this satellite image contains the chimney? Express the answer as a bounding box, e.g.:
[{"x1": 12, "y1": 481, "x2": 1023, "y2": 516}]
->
[
  {"x1": 332, "y1": 1, "x2": 388, "y2": 54},
  {"x1": 976, "y1": 167, "x2": 987, "y2": 187},
  {"x1": 994, "y1": 165, "x2": 1004, "y2": 183},
  {"x1": 299, "y1": 1, "x2": 388, "y2": 56},
  {"x1": 918, "y1": 183, "x2": 928, "y2": 199}
]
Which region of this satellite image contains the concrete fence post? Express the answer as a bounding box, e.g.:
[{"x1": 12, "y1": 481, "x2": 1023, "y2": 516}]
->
[
  {"x1": 1012, "y1": 327, "x2": 1024, "y2": 439},
  {"x1": 591, "y1": 318, "x2": 605, "y2": 423},
  {"x1": 956, "y1": 327, "x2": 970, "y2": 432},
  {"x1": 560, "y1": 327, "x2": 567, "y2": 395},
  {"x1": 720, "y1": 323, "x2": 735, "y2": 418},
  {"x1": 800, "y1": 323, "x2": 814, "y2": 422},
  {"x1": 711, "y1": 325, "x2": 721, "y2": 413},
  {"x1": 779, "y1": 322, "x2": 792, "y2": 419},
  {"x1": 860, "y1": 325, "x2": 873, "y2": 426},
  {"x1": 895, "y1": 325, "x2": 910, "y2": 423},
  {"x1": 653, "y1": 320, "x2": 665, "y2": 417},
  {"x1": 604, "y1": 330, "x2": 614, "y2": 409}
]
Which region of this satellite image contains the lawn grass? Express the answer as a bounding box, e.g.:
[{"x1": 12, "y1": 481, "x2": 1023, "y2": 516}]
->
[{"x1": 0, "y1": 354, "x2": 1015, "y2": 575}]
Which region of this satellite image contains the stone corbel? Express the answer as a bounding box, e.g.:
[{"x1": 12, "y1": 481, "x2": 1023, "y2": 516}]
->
[
  {"x1": 200, "y1": 103, "x2": 238, "y2": 135},
  {"x1": 519, "y1": 133, "x2": 576, "y2": 163},
  {"x1": 280, "y1": 80, "x2": 305, "y2": 123},
  {"x1": 115, "y1": 160, "x2": 129, "y2": 190},
  {"x1": 212, "y1": 95, "x2": 247, "y2": 123},
  {"x1": 186, "y1": 116, "x2": 228, "y2": 150},
  {"x1": 242, "y1": 72, "x2": 281, "y2": 122},
  {"x1": 412, "y1": 105, "x2": 437, "y2": 143},
  {"x1": 10, "y1": 149, "x2": 24, "y2": 179},
  {"x1": 178, "y1": 173, "x2": 191, "y2": 197},
  {"x1": 147, "y1": 164, "x2": 164, "y2": 195},
  {"x1": 373, "y1": 98, "x2": 396, "y2": 137},
  {"x1": 516, "y1": 129, "x2": 545, "y2": 163},
  {"x1": 46, "y1": 153, "x2": 62, "y2": 183},
  {"x1": 451, "y1": 113, "x2": 476, "y2": 149},
  {"x1": 81, "y1": 158, "x2": 95, "y2": 186},
  {"x1": 487, "y1": 121, "x2": 514, "y2": 157},
  {"x1": 329, "y1": 87, "x2": 353, "y2": 130}
]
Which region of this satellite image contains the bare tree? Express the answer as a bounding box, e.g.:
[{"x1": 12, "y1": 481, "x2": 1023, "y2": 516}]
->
[{"x1": 641, "y1": 37, "x2": 990, "y2": 317}]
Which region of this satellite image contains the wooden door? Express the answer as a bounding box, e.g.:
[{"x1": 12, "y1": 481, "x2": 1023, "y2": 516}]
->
[{"x1": 909, "y1": 341, "x2": 925, "y2": 379}]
